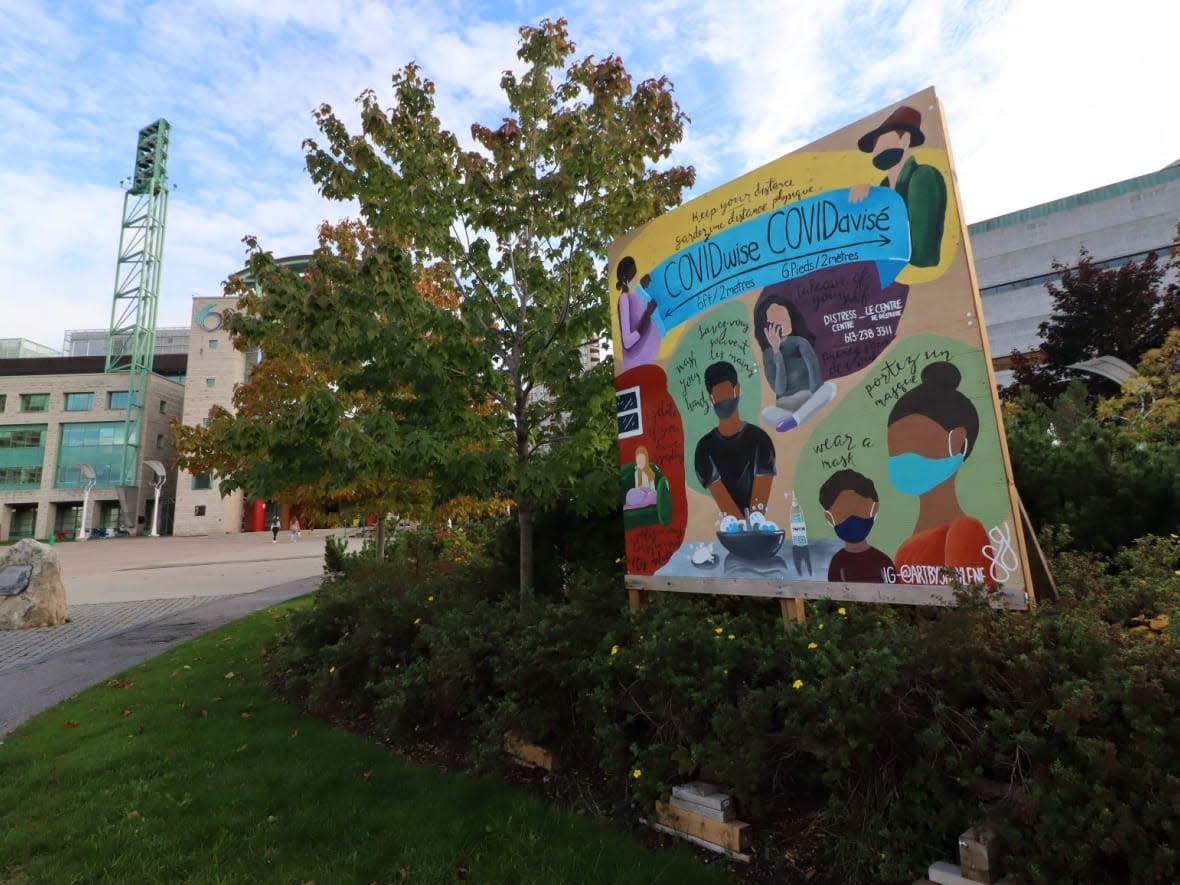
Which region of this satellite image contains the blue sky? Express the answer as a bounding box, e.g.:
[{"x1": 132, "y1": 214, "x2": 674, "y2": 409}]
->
[{"x1": 2, "y1": 0, "x2": 1177, "y2": 349}]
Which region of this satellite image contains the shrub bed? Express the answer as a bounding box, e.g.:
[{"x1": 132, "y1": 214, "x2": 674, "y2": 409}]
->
[{"x1": 273, "y1": 527, "x2": 1180, "y2": 884}]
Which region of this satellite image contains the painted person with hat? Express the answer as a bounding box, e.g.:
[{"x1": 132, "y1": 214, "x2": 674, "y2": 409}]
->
[{"x1": 852, "y1": 105, "x2": 947, "y2": 268}]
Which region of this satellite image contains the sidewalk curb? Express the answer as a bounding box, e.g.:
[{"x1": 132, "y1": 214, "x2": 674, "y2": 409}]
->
[{"x1": 0, "y1": 575, "x2": 322, "y2": 738}]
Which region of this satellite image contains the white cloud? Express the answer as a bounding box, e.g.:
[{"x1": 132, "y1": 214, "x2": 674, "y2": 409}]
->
[{"x1": 2, "y1": 0, "x2": 1179, "y2": 349}]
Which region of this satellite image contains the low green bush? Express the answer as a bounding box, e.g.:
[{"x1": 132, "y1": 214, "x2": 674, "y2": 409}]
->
[{"x1": 275, "y1": 531, "x2": 1180, "y2": 883}]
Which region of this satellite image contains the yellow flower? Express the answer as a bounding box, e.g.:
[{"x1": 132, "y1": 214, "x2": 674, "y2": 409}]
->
[
  {"x1": 413, "y1": 617, "x2": 421, "y2": 625},
  {"x1": 713, "y1": 626, "x2": 724, "y2": 635},
  {"x1": 631, "y1": 768, "x2": 642, "y2": 779},
  {"x1": 838, "y1": 607, "x2": 847, "y2": 616},
  {"x1": 807, "y1": 641, "x2": 818, "y2": 650},
  {"x1": 610, "y1": 644, "x2": 620, "y2": 656},
  {"x1": 792, "y1": 678, "x2": 804, "y2": 690},
  {"x1": 818, "y1": 622, "x2": 825, "y2": 630},
  {"x1": 329, "y1": 666, "x2": 336, "y2": 673},
  {"x1": 727, "y1": 634, "x2": 735, "y2": 640},
  {"x1": 427, "y1": 595, "x2": 434, "y2": 602}
]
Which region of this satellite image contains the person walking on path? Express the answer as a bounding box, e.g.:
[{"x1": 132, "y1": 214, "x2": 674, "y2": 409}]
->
[
  {"x1": 271, "y1": 516, "x2": 281, "y2": 543},
  {"x1": 290, "y1": 516, "x2": 301, "y2": 542}
]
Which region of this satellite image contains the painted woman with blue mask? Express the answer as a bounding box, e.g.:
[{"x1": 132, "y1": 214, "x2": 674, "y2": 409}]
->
[{"x1": 886, "y1": 361, "x2": 993, "y2": 587}]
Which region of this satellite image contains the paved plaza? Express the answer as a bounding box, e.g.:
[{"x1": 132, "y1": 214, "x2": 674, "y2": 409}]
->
[{"x1": 0, "y1": 529, "x2": 355, "y2": 737}]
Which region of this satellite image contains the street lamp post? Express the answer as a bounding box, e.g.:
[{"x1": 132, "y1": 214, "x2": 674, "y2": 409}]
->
[
  {"x1": 78, "y1": 464, "x2": 97, "y2": 542},
  {"x1": 144, "y1": 460, "x2": 167, "y2": 537}
]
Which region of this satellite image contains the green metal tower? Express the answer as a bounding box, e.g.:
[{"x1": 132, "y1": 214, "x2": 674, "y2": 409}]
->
[{"x1": 105, "y1": 118, "x2": 171, "y2": 486}]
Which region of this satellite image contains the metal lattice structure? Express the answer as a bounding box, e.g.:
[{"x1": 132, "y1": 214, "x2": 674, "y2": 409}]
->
[{"x1": 105, "y1": 119, "x2": 170, "y2": 486}]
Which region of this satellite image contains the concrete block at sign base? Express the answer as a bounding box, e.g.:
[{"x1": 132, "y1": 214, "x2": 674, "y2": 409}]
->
[
  {"x1": 674, "y1": 783, "x2": 726, "y2": 811},
  {"x1": 670, "y1": 782, "x2": 735, "y2": 821},
  {"x1": 654, "y1": 800, "x2": 750, "y2": 853},
  {"x1": 670, "y1": 794, "x2": 736, "y2": 822},
  {"x1": 0, "y1": 540, "x2": 68, "y2": 630},
  {"x1": 671, "y1": 781, "x2": 731, "y2": 811}
]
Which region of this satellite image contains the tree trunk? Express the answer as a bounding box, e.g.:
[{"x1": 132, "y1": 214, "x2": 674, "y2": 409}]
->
[
  {"x1": 374, "y1": 517, "x2": 386, "y2": 561},
  {"x1": 518, "y1": 503, "x2": 534, "y2": 610}
]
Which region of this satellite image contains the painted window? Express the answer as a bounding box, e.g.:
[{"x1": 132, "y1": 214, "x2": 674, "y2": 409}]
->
[
  {"x1": 193, "y1": 474, "x2": 212, "y2": 490},
  {"x1": 616, "y1": 386, "x2": 644, "y2": 439}
]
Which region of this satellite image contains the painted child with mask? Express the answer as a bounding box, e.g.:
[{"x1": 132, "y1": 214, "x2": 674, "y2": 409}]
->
[
  {"x1": 886, "y1": 361, "x2": 992, "y2": 586},
  {"x1": 693, "y1": 360, "x2": 777, "y2": 520},
  {"x1": 818, "y1": 469, "x2": 894, "y2": 583}
]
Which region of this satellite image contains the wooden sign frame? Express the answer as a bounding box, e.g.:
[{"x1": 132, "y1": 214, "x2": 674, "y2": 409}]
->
[{"x1": 610, "y1": 87, "x2": 1044, "y2": 613}]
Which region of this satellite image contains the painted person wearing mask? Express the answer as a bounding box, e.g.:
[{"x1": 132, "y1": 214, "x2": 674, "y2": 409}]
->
[
  {"x1": 819, "y1": 469, "x2": 894, "y2": 584},
  {"x1": 693, "y1": 361, "x2": 777, "y2": 520},
  {"x1": 853, "y1": 105, "x2": 947, "y2": 268},
  {"x1": 886, "y1": 361, "x2": 993, "y2": 586}
]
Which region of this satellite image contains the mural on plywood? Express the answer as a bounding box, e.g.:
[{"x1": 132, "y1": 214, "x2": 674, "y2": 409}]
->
[{"x1": 609, "y1": 87, "x2": 1032, "y2": 608}]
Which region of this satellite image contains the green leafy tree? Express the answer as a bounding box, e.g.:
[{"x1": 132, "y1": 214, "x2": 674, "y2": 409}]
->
[
  {"x1": 1006, "y1": 231, "x2": 1180, "y2": 402},
  {"x1": 1004, "y1": 384, "x2": 1180, "y2": 553},
  {"x1": 174, "y1": 221, "x2": 504, "y2": 557},
  {"x1": 301, "y1": 19, "x2": 694, "y2": 596}
]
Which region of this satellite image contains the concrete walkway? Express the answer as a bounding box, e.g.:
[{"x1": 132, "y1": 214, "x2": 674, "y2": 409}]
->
[{"x1": 0, "y1": 530, "x2": 353, "y2": 737}]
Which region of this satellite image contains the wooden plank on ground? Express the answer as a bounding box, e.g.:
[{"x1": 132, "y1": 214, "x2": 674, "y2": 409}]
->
[
  {"x1": 503, "y1": 734, "x2": 556, "y2": 771},
  {"x1": 654, "y1": 800, "x2": 751, "y2": 853}
]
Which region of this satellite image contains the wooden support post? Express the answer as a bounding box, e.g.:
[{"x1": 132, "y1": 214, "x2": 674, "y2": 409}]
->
[
  {"x1": 628, "y1": 589, "x2": 649, "y2": 614},
  {"x1": 1017, "y1": 494, "x2": 1055, "y2": 605},
  {"x1": 780, "y1": 597, "x2": 806, "y2": 628}
]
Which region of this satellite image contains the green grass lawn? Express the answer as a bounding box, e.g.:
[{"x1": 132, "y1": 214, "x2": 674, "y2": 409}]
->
[{"x1": 0, "y1": 599, "x2": 733, "y2": 885}]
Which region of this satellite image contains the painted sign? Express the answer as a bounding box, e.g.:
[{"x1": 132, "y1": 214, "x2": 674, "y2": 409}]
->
[{"x1": 609, "y1": 87, "x2": 1033, "y2": 609}]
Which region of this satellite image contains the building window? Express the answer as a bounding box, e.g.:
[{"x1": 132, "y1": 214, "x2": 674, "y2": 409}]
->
[
  {"x1": 56, "y1": 421, "x2": 132, "y2": 487},
  {"x1": 193, "y1": 474, "x2": 212, "y2": 490},
  {"x1": 0, "y1": 394, "x2": 6, "y2": 412},
  {"x1": 0, "y1": 426, "x2": 46, "y2": 448},
  {"x1": 156, "y1": 433, "x2": 165, "y2": 449},
  {"x1": 159, "y1": 400, "x2": 167, "y2": 414},
  {"x1": 0, "y1": 467, "x2": 43, "y2": 489},
  {"x1": 205, "y1": 378, "x2": 216, "y2": 388},
  {"x1": 19, "y1": 393, "x2": 49, "y2": 412},
  {"x1": 0, "y1": 425, "x2": 47, "y2": 490},
  {"x1": 194, "y1": 505, "x2": 206, "y2": 516},
  {"x1": 108, "y1": 391, "x2": 129, "y2": 409},
  {"x1": 64, "y1": 392, "x2": 95, "y2": 411},
  {"x1": 209, "y1": 339, "x2": 219, "y2": 350}
]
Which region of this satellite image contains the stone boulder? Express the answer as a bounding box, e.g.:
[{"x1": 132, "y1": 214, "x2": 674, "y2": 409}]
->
[{"x1": 0, "y1": 539, "x2": 68, "y2": 630}]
